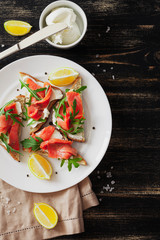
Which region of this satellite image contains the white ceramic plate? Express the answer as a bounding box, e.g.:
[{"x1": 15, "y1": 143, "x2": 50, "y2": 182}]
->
[{"x1": 0, "y1": 55, "x2": 112, "y2": 193}]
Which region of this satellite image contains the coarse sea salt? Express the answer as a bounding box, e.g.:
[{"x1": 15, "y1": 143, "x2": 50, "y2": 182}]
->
[
  {"x1": 92, "y1": 73, "x2": 95, "y2": 76},
  {"x1": 112, "y1": 75, "x2": 115, "y2": 80},
  {"x1": 1, "y1": 44, "x2": 5, "y2": 47},
  {"x1": 111, "y1": 180, "x2": 115, "y2": 185},
  {"x1": 96, "y1": 54, "x2": 99, "y2": 58},
  {"x1": 103, "y1": 69, "x2": 106, "y2": 72},
  {"x1": 97, "y1": 64, "x2": 100, "y2": 67},
  {"x1": 106, "y1": 172, "x2": 112, "y2": 178},
  {"x1": 106, "y1": 26, "x2": 110, "y2": 33}
]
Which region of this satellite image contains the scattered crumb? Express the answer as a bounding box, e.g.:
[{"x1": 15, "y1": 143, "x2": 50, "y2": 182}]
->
[
  {"x1": 5, "y1": 197, "x2": 11, "y2": 204},
  {"x1": 112, "y1": 75, "x2": 115, "y2": 80},
  {"x1": 103, "y1": 185, "x2": 110, "y2": 191},
  {"x1": 106, "y1": 172, "x2": 112, "y2": 178},
  {"x1": 12, "y1": 208, "x2": 16, "y2": 213},
  {"x1": 92, "y1": 73, "x2": 95, "y2": 76},
  {"x1": 55, "y1": 172, "x2": 58, "y2": 174},
  {"x1": 97, "y1": 170, "x2": 100, "y2": 174},
  {"x1": 17, "y1": 89, "x2": 19, "y2": 91},
  {"x1": 98, "y1": 33, "x2": 101, "y2": 37},
  {"x1": 27, "y1": 174, "x2": 29, "y2": 177},
  {"x1": 111, "y1": 166, "x2": 113, "y2": 169},
  {"x1": 106, "y1": 26, "x2": 110, "y2": 33},
  {"x1": 103, "y1": 69, "x2": 106, "y2": 72},
  {"x1": 109, "y1": 187, "x2": 114, "y2": 192},
  {"x1": 111, "y1": 180, "x2": 115, "y2": 185},
  {"x1": 1, "y1": 44, "x2": 5, "y2": 48},
  {"x1": 110, "y1": 67, "x2": 113, "y2": 70},
  {"x1": 96, "y1": 54, "x2": 99, "y2": 58},
  {"x1": 97, "y1": 64, "x2": 100, "y2": 67},
  {"x1": 45, "y1": 72, "x2": 47, "y2": 75},
  {"x1": 6, "y1": 210, "x2": 11, "y2": 215},
  {"x1": 17, "y1": 201, "x2": 21, "y2": 205},
  {"x1": 99, "y1": 198, "x2": 102, "y2": 202},
  {"x1": 97, "y1": 176, "x2": 101, "y2": 179},
  {"x1": 100, "y1": 190, "x2": 104, "y2": 194},
  {"x1": 92, "y1": 127, "x2": 95, "y2": 130}
]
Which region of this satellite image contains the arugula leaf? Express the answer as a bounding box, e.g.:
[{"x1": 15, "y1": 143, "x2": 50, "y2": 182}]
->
[
  {"x1": 21, "y1": 136, "x2": 43, "y2": 151},
  {"x1": 0, "y1": 133, "x2": 23, "y2": 155},
  {"x1": 19, "y1": 79, "x2": 46, "y2": 101},
  {"x1": 53, "y1": 97, "x2": 67, "y2": 120},
  {"x1": 1, "y1": 107, "x2": 24, "y2": 127},
  {"x1": 73, "y1": 86, "x2": 87, "y2": 94},
  {"x1": 65, "y1": 89, "x2": 70, "y2": 93},
  {"x1": 22, "y1": 106, "x2": 30, "y2": 121},
  {"x1": 59, "y1": 157, "x2": 82, "y2": 171},
  {"x1": 60, "y1": 159, "x2": 65, "y2": 167},
  {"x1": 0, "y1": 100, "x2": 14, "y2": 116},
  {"x1": 27, "y1": 118, "x2": 46, "y2": 126},
  {"x1": 45, "y1": 85, "x2": 50, "y2": 95}
]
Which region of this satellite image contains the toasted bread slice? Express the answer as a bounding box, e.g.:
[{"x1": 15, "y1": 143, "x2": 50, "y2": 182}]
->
[
  {"x1": 19, "y1": 72, "x2": 63, "y2": 134},
  {"x1": 52, "y1": 77, "x2": 85, "y2": 142},
  {"x1": 23, "y1": 127, "x2": 87, "y2": 166},
  {"x1": 0, "y1": 95, "x2": 25, "y2": 162}
]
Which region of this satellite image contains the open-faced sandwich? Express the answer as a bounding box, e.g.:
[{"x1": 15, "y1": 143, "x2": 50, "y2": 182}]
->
[
  {"x1": 19, "y1": 72, "x2": 63, "y2": 134},
  {"x1": 21, "y1": 125, "x2": 87, "y2": 170},
  {"x1": 0, "y1": 95, "x2": 25, "y2": 161},
  {"x1": 52, "y1": 77, "x2": 87, "y2": 142}
]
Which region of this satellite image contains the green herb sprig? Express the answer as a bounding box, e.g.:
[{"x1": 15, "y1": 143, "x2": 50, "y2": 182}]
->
[
  {"x1": 21, "y1": 136, "x2": 43, "y2": 151},
  {"x1": 60, "y1": 157, "x2": 82, "y2": 171},
  {"x1": 19, "y1": 79, "x2": 46, "y2": 101},
  {"x1": 0, "y1": 133, "x2": 23, "y2": 155},
  {"x1": 0, "y1": 100, "x2": 24, "y2": 127}
]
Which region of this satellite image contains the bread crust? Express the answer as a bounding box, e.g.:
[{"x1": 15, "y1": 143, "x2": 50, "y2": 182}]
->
[
  {"x1": 19, "y1": 72, "x2": 63, "y2": 134},
  {"x1": 0, "y1": 95, "x2": 25, "y2": 162}
]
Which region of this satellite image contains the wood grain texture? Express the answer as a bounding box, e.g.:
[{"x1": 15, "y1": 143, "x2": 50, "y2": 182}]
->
[{"x1": 1, "y1": 0, "x2": 160, "y2": 239}]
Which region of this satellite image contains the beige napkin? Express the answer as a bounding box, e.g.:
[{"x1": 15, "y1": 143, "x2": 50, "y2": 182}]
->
[{"x1": 0, "y1": 177, "x2": 99, "y2": 240}]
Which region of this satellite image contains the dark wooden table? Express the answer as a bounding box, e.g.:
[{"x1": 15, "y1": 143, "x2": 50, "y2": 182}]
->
[{"x1": 1, "y1": 0, "x2": 160, "y2": 239}]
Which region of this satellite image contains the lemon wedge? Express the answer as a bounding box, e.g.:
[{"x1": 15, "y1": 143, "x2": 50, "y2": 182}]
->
[
  {"x1": 48, "y1": 67, "x2": 79, "y2": 86},
  {"x1": 28, "y1": 153, "x2": 52, "y2": 180},
  {"x1": 4, "y1": 20, "x2": 32, "y2": 36},
  {"x1": 34, "y1": 203, "x2": 58, "y2": 229}
]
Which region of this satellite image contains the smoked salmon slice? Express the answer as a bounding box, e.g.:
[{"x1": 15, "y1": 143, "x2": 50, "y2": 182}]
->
[
  {"x1": 0, "y1": 115, "x2": 13, "y2": 134},
  {"x1": 26, "y1": 78, "x2": 45, "y2": 99},
  {"x1": 56, "y1": 91, "x2": 83, "y2": 131},
  {"x1": 40, "y1": 139, "x2": 77, "y2": 159},
  {"x1": 27, "y1": 82, "x2": 52, "y2": 121},
  {"x1": 9, "y1": 122, "x2": 20, "y2": 150},
  {"x1": 35, "y1": 126, "x2": 55, "y2": 141},
  {"x1": 66, "y1": 91, "x2": 83, "y2": 119}
]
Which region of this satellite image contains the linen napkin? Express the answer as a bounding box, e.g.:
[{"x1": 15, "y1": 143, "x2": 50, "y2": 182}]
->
[{"x1": 0, "y1": 177, "x2": 99, "y2": 240}]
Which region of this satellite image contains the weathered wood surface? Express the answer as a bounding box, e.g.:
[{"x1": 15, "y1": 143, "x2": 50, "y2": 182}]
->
[{"x1": 1, "y1": 0, "x2": 160, "y2": 239}]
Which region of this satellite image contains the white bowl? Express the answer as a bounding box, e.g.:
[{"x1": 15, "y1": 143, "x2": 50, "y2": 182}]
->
[{"x1": 39, "y1": 1, "x2": 87, "y2": 49}]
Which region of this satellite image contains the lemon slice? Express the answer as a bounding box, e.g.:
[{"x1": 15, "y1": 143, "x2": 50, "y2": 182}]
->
[
  {"x1": 48, "y1": 67, "x2": 79, "y2": 86},
  {"x1": 4, "y1": 20, "x2": 32, "y2": 36},
  {"x1": 34, "y1": 203, "x2": 58, "y2": 229},
  {"x1": 28, "y1": 153, "x2": 52, "y2": 180}
]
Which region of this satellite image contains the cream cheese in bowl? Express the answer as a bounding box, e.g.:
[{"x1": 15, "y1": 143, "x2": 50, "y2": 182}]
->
[
  {"x1": 46, "y1": 7, "x2": 81, "y2": 45},
  {"x1": 39, "y1": 1, "x2": 87, "y2": 49}
]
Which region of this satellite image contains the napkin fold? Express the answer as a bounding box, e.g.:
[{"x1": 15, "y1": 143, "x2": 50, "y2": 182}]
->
[{"x1": 0, "y1": 177, "x2": 99, "y2": 240}]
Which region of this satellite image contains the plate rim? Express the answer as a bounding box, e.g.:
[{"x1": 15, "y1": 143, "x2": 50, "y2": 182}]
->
[{"x1": 0, "y1": 55, "x2": 112, "y2": 193}]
